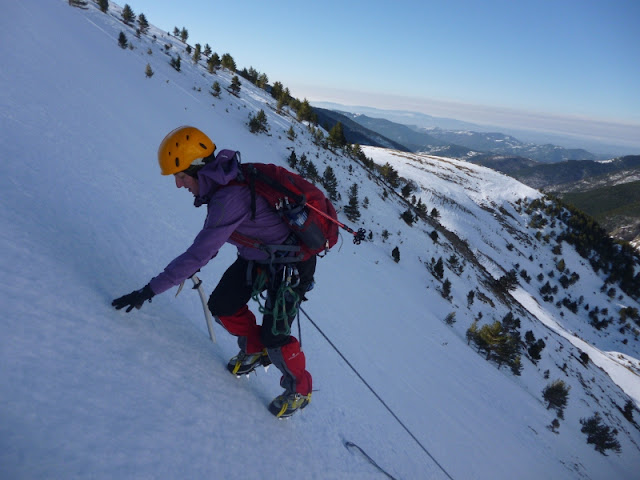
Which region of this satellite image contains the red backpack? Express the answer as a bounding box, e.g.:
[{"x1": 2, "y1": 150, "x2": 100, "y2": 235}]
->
[{"x1": 222, "y1": 150, "x2": 355, "y2": 261}]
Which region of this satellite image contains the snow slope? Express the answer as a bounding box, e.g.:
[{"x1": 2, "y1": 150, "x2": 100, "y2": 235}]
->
[{"x1": 1, "y1": 2, "x2": 639, "y2": 479}]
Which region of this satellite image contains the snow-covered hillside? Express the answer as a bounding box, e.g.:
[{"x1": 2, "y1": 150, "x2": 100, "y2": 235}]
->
[{"x1": 2, "y1": 2, "x2": 639, "y2": 479}]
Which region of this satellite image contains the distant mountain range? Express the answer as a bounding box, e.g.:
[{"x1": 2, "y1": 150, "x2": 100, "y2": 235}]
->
[
  {"x1": 313, "y1": 106, "x2": 640, "y2": 247},
  {"x1": 313, "y1": 101, "x2": 637, "y2": 157},
  {"x1": 314, "y1": 107, "x2": 605, "y2": 163}
]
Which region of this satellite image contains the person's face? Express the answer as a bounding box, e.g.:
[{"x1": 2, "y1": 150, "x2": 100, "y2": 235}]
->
[{"x1": 174, "y1": 171, "x2": 200, "y2": 197}]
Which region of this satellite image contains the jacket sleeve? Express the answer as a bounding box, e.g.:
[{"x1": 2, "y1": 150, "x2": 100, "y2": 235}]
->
[{"x1": 149, "y1": 187, "x2": 249, "y2": 295}]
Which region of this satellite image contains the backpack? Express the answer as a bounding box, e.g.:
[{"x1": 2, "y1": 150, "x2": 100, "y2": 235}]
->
[{"x1": 222, "y1": 150, "x2": 341, "y2": 261}]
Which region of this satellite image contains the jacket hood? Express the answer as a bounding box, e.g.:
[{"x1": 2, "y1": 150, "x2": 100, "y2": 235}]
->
[{"x1": 194, "y1": 149, "x2": 240, "y2": 205}]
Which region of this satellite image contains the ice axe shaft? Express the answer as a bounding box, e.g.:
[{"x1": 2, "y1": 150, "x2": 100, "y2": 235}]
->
[{"x1": 190, "y1": 274, "x2": 217, "y2": 343}]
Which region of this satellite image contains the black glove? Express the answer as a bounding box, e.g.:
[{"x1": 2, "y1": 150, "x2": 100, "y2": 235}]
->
[{"x1": 112, "y1": 284, "x2": 155, "y2": 312}]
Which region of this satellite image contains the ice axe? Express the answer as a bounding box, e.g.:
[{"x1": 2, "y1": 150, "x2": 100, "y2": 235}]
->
[{"x1": 176, "y1": 274, "x2": 217, "y2": 343}]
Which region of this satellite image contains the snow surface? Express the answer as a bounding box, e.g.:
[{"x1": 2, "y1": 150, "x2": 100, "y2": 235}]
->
[{"x1": 2, "y1": 2, "x2": 640, "y2": 479}]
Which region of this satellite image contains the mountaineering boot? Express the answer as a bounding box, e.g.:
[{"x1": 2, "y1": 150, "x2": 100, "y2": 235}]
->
[
  {"x1": 227, "y1": 349, "x2": 271, "y2": 376},
  {"x1": 268, "y1": 391, "x2": 312, "y2": 418}
]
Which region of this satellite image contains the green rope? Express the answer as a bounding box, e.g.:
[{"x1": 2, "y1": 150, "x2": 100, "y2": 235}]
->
[
  {"x1": 270, "y1": 284, "x2": 300, "y2": 336},
  {"x1": 250, "y1": 269, "x2": 300, "y2": 336}
]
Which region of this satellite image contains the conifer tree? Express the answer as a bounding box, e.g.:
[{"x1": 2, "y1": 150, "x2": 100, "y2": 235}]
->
[
  {"x1": 392, "y1": 246, "x2": 400, "y2": 263},
  {"x1": 322, "y1": 166, "x2": 338, "y2": 201},
  {"x1": 210, "y1": 81, "x2": 221, "y2": 98},
  {"x1": 328, "y1": 122, "x2": 346, "y2": 149},
  {"x1": 170, "y1": 55, "x2": 181, "y2": 71},
  {"x1": 229, "y1": 75, "x2": 241, "y2": 95},
  {"x1": 137, "y1": 13, "x2": 149, "y2": 34},
  {"x1": 121, "y1": 4, "x2": 135, "y2": 25},
  {"x1": 207, "y1": 53, "x2": 220, "y2": 73},
  {"x1": 257, "y1": 73, "x2": 268, "y2": 89},
  {"x1": 298, "y1": 154, "x2": 308, "y2": 176},
  {"x1": 543, "y1": 380, "x2": 570, "y2": 418},
  {"x1": 248, "y1": 109, "x2": 268, "y2": 134},
  {"x1": 221, "y1": 53, "x2": 236, "y2": 71},
  {"x1": 287, "y1": 126, "x2": 296, "y2": 141},
  {"x1": 271, "y1": 81, "x2": 284, "y2": 101},
  {"x1": 305, "y1": 161, "x2": 320, "y2": 184},
  {"x1": 180, "y1": 27, "x2": 189, "y2": 43},
  {"x1": 433, "y1": 257, "x2": 444, "y2": 279},
  {"x1": 192, "y1": 43, "x2": 202, "y2": 64},
  {"x1": 118, "y1": 31, "x2": 128, "y2": 49},
  {"x1": 580, "y1": 413, "x2": 621, "y2": 455},
  {"x1": 400, "y1": 209, "x2": 415, "y2": 226},
  {"x1": 98, "y1": 0, "x2": 109, "y2": 13},
  {"x1": 442, "y1": 278, "x2": 452, "y2": 299},
  {"x1": 380, "y1": 163, "x2": 399, "y2": 188},
  {"x1": 287, "y1": 151, "x2": 298, "y2": 169},
  {"x1": 344, "y1": 183, "x2": 361, "y2": 223},
  {"x1": 296, "y1": 99, "x2": 315, "y2": 123},
  {"x1": 401, "y1": 182, "x2": 415, "y2": 198},
  {"x1": 144, "y1": 63, "x2": 154, "y2": 78},
  {"x1": 203, "y1": 44, "x2": 212, "y2": 57}
]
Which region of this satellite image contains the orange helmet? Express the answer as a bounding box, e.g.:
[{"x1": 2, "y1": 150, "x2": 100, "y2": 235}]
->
[{"x1": 157, "y1": 126, "x2": 216, "y2": 175}]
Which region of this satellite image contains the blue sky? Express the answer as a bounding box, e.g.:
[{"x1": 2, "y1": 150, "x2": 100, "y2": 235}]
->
[{"x1": 124, "y1": 0, "x2": 640, "y2": 149}]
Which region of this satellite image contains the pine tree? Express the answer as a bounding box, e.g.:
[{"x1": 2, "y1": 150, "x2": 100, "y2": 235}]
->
[
  {"x1": 207, "y1": 53, "x2": 220, "y2": 73},
  {"x1": 287, "y1": 126, "x2": 296, "y2": 141},
  {"x1": 580, "y1": 413, "x2": 621, "y2": 455},
  {"x1": 442, "y1": 278, "x2": 452, "y2": 299},
  {"x1": 137, "y1": 13, "x2": 149, "y2": 34},
  {"x1": 118, "y1": 31, "x2": 128, "y2": 49},
  {"x1": 433, "y1": 257, "x2": 444, "y2": 279},
  {"x1": 203, "y1": 44, "x2": 212, "y2": 57},
  {"x1": 257, "y1": 73, "x2": 268, "y2": 89},
  {"x1": 328, "y1": 122, "x2": 346, "y2": 149},
  {"x1": 170, "y1": 55, "x2": 181, "y2": 71},
  {"x1": 305, "y1": 161, "x2": 319, "y2": 184},
  {"x1": 543, "y1": 380, "x2": 570, "y2": 418},
  {"x1": 248, "y1": 109, "x2": 268, "y2": 134},
  {"x1": 98, "y1": 0, "x2": 109, "y2": 13},
  {"x1": 192, "y1": 43, "x2": 202, "y2": 64},
  {"x1": 298, "y1": 154, "x2": 308, "y2": 177},
  {"x1": 210, "y1": 81, "x2": 221, "y2": 98},
  {"x1": 344, "y1": 183, "x2": 361, "y2": 223},
  {"x1": 392, "y1": 246, "x2": 400, "y2": 263},
  {"x1": 229, "y1": 75, "x2": 241, "y2": 95},
  {"x1": 221, "y1": 53, "x2": 236, "y2": 71},
  {"x1": 121, "y1": 4, "x2": 135, "y2": 25},
  {"x1": 379, "y1": 163, "x2": 399, "y2": 188},
  {"x1": 400, "y1": 209, "x2": 414, "y2": 226},
  {"x1": 287, "y1": 151, "x2": 298, "y2": 169},
  {"x1": 401, "y1": 182, "x2": 414, "y2": 198},
  {"x1": 144, "y1": 63, "x2": 154, "y2": 78},
  {"x1": 270, "y1": 81, "x2": 284, "y2": 101},
  {"x1": 296, "y1": 99, "x2": 315, "y2": 123},
  {"x1": 180, "y1": 27, "x2": 189, "y2": 43},
  {"x1": 322, "y1": 166, "x2": 339, "y2": 201}
]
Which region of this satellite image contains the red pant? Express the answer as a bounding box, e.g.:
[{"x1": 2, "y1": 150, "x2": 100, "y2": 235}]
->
[
  {"x1": 210, "y1": 257, "x2": 315, "y2": 395},
  {"x1": 218, "y1": 306, "x2": 312, "y2": 395}
]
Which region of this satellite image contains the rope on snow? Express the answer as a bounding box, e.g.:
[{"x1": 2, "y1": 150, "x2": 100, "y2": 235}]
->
[{"x1": 300, "y1": 306, "x2": 455, "y2": 480}]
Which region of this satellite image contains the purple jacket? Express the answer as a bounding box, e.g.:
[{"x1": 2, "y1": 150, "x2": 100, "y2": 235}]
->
[{"x1": 149, "y1": 150, "x2": 291, "y2": 295}]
